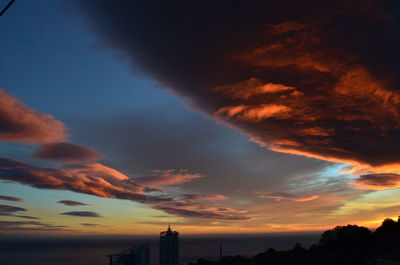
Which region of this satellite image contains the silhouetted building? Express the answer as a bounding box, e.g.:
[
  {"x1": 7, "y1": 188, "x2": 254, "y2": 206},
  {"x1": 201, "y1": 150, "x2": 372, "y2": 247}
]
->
[
  {"x1": 108, "y1": 246, "x2": 150, "y2": 265},
  {"x1": 376, "y1": 259, "x2": 400, "y2": 265},
  {"x1": 132, "y1": 246, "x2": 151, "y2": 265},
  {"x1": 159, "y1": 225, "x2": 179, "y2": 265}
]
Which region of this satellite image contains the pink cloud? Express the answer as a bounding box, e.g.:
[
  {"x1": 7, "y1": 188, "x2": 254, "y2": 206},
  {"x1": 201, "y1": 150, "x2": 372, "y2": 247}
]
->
[{"x1": 0, "y1": 90, "x2": 67, "y2": 144}]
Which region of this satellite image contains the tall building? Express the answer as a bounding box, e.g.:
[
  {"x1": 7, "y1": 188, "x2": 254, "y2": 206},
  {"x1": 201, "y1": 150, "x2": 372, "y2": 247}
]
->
[
  {"x1": 109, "y1": 246, "x2": 150, "y2": 265},
  {"x1": 159, "y1": 225, "x2": 179, "y2": 265}
]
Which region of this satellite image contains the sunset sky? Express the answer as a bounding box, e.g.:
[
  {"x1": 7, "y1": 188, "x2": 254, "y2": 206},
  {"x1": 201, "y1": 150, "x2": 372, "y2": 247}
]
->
[{"x1": 1, "y1": 0, "x2": 400, "y2": 236}]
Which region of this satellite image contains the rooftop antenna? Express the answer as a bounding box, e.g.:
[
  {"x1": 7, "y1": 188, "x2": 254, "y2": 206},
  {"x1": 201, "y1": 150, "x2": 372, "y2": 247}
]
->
[{"x1": 0, "y1": 0, "x2": 15, "y2": 17}]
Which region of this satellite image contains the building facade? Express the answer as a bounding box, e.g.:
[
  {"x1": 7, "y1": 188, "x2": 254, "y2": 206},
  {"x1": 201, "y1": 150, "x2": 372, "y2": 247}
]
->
[
  {"x1": 159, "y1": 225, "x2": 179, "y2": 265},
  {"x1": 111, "y1": 246, "x2": 150, "y2": 265}
]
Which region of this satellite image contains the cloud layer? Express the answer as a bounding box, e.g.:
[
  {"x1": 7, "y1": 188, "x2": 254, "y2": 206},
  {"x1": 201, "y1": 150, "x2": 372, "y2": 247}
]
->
[{"x1": 0, "y1": 158, "x2": 250, "y2": 220}]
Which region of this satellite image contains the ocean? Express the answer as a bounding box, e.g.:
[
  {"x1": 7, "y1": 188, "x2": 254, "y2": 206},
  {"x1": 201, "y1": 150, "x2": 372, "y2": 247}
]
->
[{"x1": 0, "y1": 233, "x2": 320, "y2": 265}]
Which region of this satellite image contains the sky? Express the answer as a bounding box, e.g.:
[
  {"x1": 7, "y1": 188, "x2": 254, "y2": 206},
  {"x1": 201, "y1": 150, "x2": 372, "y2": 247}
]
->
[{"x1": 1, "y1": 0, "x2": 400, "y2": 236}]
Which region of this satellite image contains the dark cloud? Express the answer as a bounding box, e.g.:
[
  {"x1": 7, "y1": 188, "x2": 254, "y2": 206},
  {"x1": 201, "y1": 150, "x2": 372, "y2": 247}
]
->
[
  {"x1": 61, "y1": 211, "x2": 102, "y2": 217},
  {"x1": 0, "y1": 205, "x2": 26, "y2": 213},
  {"x1": 0, "y1": 89, "x2": 67, "y2": 144},
  {"x1": 354, "y1": 173, "x2": 400, "y2": 190},
  {"x1": 57, "y1": 200, "x2": 88, "y2": 206},
  {"x1": 76, "y1": 0, "x2": 400, "y2": 170},
  {"x1": 80, "y1": 223, "x2": 99, "y2": 226},
  {"x1": 0, "y1": 195, "x2": 23, "y2": 202},
  {"x1": 34, "y1": 142, "x2": 103, "y2": 163}
]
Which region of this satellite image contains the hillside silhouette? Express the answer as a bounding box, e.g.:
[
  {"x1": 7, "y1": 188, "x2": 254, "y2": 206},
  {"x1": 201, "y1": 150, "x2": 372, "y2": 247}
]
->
[{"x1": 188, "y1": 217, "x2": 400, "y2": 265}]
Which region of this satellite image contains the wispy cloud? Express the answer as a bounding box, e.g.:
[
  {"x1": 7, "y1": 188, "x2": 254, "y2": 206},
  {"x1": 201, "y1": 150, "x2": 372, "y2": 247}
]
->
[
  {"x1": 182, "y1": 194, "x2": 227, "y2": 202},
  {"x1": 134, "y1": 169, "x2": 204, "y2": 186},
  {"x1": 256, "y1": 191, "x2": 320, "y2": 202}
]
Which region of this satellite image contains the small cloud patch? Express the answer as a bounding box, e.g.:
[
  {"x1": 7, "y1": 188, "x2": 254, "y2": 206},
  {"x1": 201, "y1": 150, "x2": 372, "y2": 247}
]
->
[
  {"x1": 58, "y1": 200, "x2": 88, "y2": 206},
  {"x1": 61, "y1": 211, "x2": 102, "y2": 217}
]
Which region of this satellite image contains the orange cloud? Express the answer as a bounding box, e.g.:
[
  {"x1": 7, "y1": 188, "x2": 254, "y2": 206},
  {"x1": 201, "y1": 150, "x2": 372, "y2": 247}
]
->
[
  {"x1": 216, "y1": 104, "x2": 291, "y2": 122},
  {"x1": 256, "y1": 191, "x2": 320, "y2": 202},
  {"x1": 215, "y1": 78, "x2": 295, "y2": 100},
  {"x1": 0, "y1": 90, "x2": 67, "y2": 144}
]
